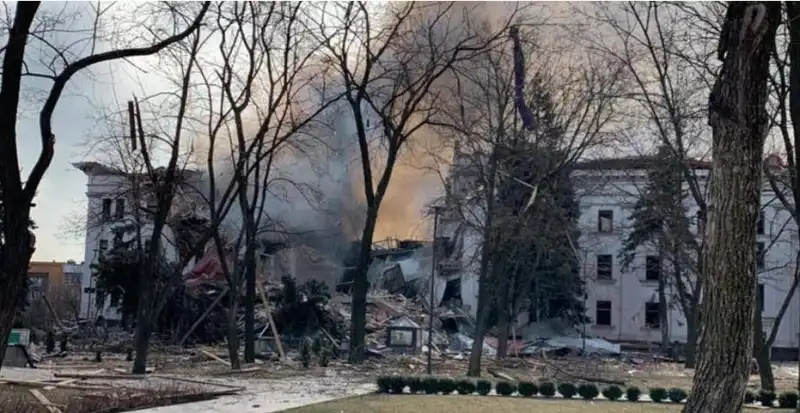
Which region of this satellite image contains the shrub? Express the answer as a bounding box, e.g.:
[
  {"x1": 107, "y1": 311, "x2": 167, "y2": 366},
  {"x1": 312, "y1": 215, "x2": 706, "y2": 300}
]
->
[
  {"x1": 602, "y1": 385, "x2": 623, "y2": 401},
  {"x1": 667, "y1": 388, "x2": 688, "y2": 403},
  {"x1": 744, "y1": 390, "x2": 755, "y2": 404},
  {"x1": 558, "y1": 383, "x2": 577, "y2": 399},
  {"x1": 518, "y1": 381, "x2": 538, "y2": 397},
  {"x1": 759, "y1": 389, "x2": 776, "y2": 408},
  {"x1": 539, "y1": 382, "x2": 556, "y2": 398},
  {"x1": 376, "y1": 376, "x2": 392, "y2": 394},
  {"x1": 456, "y1": 379, "x2": 476, "y2": 395},
  {"x1": 649, "y1": 387, "x2": 668, "y2": 403},
  {"x1": 389, "y1": 376, "x2": 406, "y2": 394},
  {"x1": 422, "y1": 377, "x2": 439, "y2": 395},
  {"x1": 626, "y1": 386, "x2": 641, "y2": 402},
  {"x1": 578, "y1": 384, "x2": 599, "y2": 400},
  {"x1": 408, "y1": 377, "x2": 424, "y2": 394},
  {"x1": 495, "y1": 381, "x2": 517, "y2": 396},
  {"x1": 778, "y1": 391, "x2": 799, "y2": 409},
  {"x1": 476, "y1": 380, "x2": 492, "y2": 396},
  {"x1": 437, "y1": 378, "x2": 457, "y2": 395}
]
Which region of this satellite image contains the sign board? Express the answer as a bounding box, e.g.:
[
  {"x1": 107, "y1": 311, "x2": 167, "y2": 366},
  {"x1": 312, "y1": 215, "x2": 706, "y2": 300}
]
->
[{"x1": 7, "y1": 329, "x2": 30, "y2": 346}]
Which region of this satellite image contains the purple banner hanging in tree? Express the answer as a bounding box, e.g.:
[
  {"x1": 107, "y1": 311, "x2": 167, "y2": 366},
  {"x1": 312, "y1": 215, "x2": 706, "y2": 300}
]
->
[{"x1": 510, "y1": 25, "x2": 534, "y2": 131}]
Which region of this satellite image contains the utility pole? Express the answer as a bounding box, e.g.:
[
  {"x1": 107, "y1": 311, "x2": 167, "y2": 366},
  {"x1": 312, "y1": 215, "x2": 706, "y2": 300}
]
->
[{"x1": 427, "y1": 206, "x2": 442, "y2": 375}]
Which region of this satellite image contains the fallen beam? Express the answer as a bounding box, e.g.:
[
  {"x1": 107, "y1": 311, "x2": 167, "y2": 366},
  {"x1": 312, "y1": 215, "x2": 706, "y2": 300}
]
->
[
  {"x1": 29, "y1": 389, "x2": 63, "y2": 413},
  {"x1": 53, "y1": 373, "x2": 145, "y2": 380}
]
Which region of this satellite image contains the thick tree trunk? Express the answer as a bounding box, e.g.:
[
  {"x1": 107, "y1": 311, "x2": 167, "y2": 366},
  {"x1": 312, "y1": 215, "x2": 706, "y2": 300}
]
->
[
  {"x1": 348, "y1": 205, "x2": 378, "y2": 364},
  {"x1": 495, "y1": 269, "x2": 510, "y2": 360},
  {"x1": 683, "y1": 4, "x2": 779, "y2": 413},
  {"x1": 754, "y1": 316, "x2": 775, "y2": 390},
  {"x1": 132, "y1": 269, "x2": 154, "y2": 374},
  {"x1": 0, "y1": 215, "x2": 34, "y2": 372}
]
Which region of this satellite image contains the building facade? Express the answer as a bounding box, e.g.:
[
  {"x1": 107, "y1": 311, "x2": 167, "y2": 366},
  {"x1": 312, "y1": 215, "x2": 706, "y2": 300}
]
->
[
  {"x1": 445, "y1": 156, "x2": 800, "y2": 353},
  {"x1": 73, "y1": 161, "x2": 205, "y2": 321}
]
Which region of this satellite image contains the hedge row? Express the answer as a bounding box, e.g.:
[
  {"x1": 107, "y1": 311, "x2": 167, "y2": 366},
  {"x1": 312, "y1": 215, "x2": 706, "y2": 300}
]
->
[{"x1": 376, "y1": 376, "x2": 798, "y2": 408}]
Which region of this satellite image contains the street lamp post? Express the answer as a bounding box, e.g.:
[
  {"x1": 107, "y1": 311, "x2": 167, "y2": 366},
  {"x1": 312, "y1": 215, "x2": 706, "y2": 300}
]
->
[{"x1": 427, "y1": 206, "x2": 442, "y2": 375}]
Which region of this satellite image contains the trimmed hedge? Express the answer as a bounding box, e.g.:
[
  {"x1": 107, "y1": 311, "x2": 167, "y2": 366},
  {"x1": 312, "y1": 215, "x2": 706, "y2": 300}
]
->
[
  {"x1": 376, "y1": 375, "x2": 703, "y2": 406},
  {"x1": 667, "y1": 388, "x2": 688, "y2": 403},
  {"x1": 626, "y1": 386, "x2": 642, "y2": 402},
  {"x1": 778, "y1": 391, "x2": 799, "y2": 409},
  {"x1": 744, "y1": 390, "x2": 756, "y2": 404},
  {"x1": 517, "y1": 381, "x2": 538, "y2": 397},
  {"x1": 602, "y1": 385, "x2": 623, "y2": 401},
  {"x1": 438, "y1": 378, "x2": 457, "y2": 395},
  {"x1": 422, "y1": 377, "x2": 439, "y2": 395},
  {"x1": 495, "y1": 381, "x2": 517, "y2": 396},
  {"x1": 759, "y1": 389, "x2": 777, "y2": 408},
  {"x1": 558, "y1": 383, "x2": 577, "y2": 399},
  {"x1": 649, "y1": 387, "x2": 667, "y2": 403},
  {"x1": 476, "y1": 379, "x2": 492, "y2": 396},
  {"x1": 539, "y1": 382, "x2": 556, "y2": 398},
  {"x1": 408, "y1": 377, "x2": 424, "y2": 394},
  {"x1": 456, "y1": 379, "x2": 476, "y2": 395},
  {"x1": 578, "y1": 383, "x2": 599, "y2": 400}
]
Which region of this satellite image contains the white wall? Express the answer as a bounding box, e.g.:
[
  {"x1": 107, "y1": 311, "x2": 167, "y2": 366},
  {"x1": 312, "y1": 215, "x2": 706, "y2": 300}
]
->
[
  {"x1": 75, "y1": 163, "x2": 201, "y2": 321},
  {"x1": 452, "y1": 164, "x2": 800, "y2": 349}
]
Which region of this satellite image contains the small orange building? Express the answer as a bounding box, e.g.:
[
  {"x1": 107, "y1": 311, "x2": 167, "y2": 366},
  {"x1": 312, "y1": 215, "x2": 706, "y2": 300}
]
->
[{"x1": 27, "y1": 261, "x2": 65, "y2": 299}]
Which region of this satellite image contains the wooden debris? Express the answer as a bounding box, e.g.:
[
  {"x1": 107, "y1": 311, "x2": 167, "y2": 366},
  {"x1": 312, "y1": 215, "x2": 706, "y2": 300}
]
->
[
  {"x1": 150, "y1": 374, "x2": 245, "y2": 390},
  {"x1": 0, "y1": 379, "x2": 108, "y2": 391},
  {"x1": 200, "y1": 350, "x2": 230, "y2": 367},
  {"x1": 43, "y1": 379, "x2": 81, "y2": 391},
  {"x1": 54, "y1": 372, "x2": 145, "y2": 380},
  {"x1": 220, "y1": 366, "x2": 261, "y2": 375},
  {"x1": 28, "y1": 389, "x2": 63, "y2": 413}
]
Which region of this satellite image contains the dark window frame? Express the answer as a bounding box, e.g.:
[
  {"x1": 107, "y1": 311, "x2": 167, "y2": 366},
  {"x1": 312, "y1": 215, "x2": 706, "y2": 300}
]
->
[
  {"x1": 598, "y1": 210, "x2": 614, "y2": 233},
  {"x1": 596, "y1": 254, "x2": 613, "y2": 280},
  {"x1": 101, "y1": 198, "x2": 112, "y2": 221},
  {"x1": 596, "y1": 300, "x2": 612, "y2": 326},
  {"x1": 757, "y1": 210, "x2": 765, "y2": 235},
  {"x1": 756, "y1": 242, "x2": 765, "y2": 269},
  {"x1": 644, "y1": 302, "x2": 661, "y2": 329},
  {"x1": 645, "y1": 256, "x2": 661, "y2": 281}
]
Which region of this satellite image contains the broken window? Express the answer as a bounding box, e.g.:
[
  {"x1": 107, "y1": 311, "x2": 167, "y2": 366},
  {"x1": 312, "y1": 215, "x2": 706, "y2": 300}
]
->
[
  {"x1": 645, "y1": 256, "x2": 661, "y2": 281},
  {"x1": 756, "y1": 242, "x2": 765, "y2": 269},
  {"x1": 758, "y1": 283, "x2": 765, "y2": 312},
  {"x1": 597, "y1": 210, "x2": 613, "y2": 233},
  {"x1": 596, "y1": 254, "x2": 613, "y2": 280},
  {"x1": 98, "y1": 239, "x2": 108, "y2": 253},
  {"x1": 757, "y1": 210, "x2": 765, "y2": 235},
  {"x1": 113, "y1": 231, "x2": 123, "y2": 248},
  {"x1": 595, "y1": 300, "x2": 611, "y2": 326},
  {"x1": 645, "y1": 302, "x2": 661, "y2": 329},
  {"x1": 101, "y1": 198, "x2": 112, "y2": 222}
]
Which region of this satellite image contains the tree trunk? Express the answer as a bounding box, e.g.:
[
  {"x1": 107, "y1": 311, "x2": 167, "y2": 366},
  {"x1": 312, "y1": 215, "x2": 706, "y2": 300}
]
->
[
  {"x1": 754, "y1": 311, "x2": 775, "y2": 391},
  {"x1": 684, "y1": 309, "x2": 698, "y2": 368},
  {"x1": 227, "y1": 300, "x2": 241, "y2": 370},
  {"x1": 132, "y1": 269, "x2": 154, "y2": 374},
  {"x1": 495, "y1": 268, "x2": 510, "y2": 360},
  {"x1": 683, "y1": 4, "x2": 779, "y2": 413},
  {"x1": 347, "y1": 204, "x2": 378, "y2": 364},
  {"x1": 658, "y1": 246, "x2": 669, "y2": 353},
  {"x1": 243, "y1": 232, "x2": 256, "y2": 363},
  {"x1": 467, "y1": 144, "x2": 499, "y2": 377},
  {"x1": 0, "y1": 214, "x2": 34, "y2": 372}
]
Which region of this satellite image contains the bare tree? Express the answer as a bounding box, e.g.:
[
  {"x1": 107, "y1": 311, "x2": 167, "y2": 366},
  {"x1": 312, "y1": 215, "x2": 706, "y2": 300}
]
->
[
  {"x1": 429, "y1": 20, "x2": 623, "y2": 372},
  {"x1": 578, "y1": 1, "x2": 725, "y2": 367},
  {"x1": 0, "y1": 1, "x2": 210, "y2": 370},
  {"x1": 683, "y1": 3, "x2": 780, "y2": 413},
  {"x1": 305, "y1": 1, "x2": 523, "y2": 363},
  {"x1": 198, "y1": 1, "x2": 338, "y2": 366}
]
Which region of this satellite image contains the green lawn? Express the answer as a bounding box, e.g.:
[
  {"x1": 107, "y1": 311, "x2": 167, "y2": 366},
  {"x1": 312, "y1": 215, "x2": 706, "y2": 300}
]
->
[
  {"x1": 281, "y1": 394, "x2": 797, "y2": 413},
  {"x1": 281, "y1": 395, "x2": 682, "y2": 413}
]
